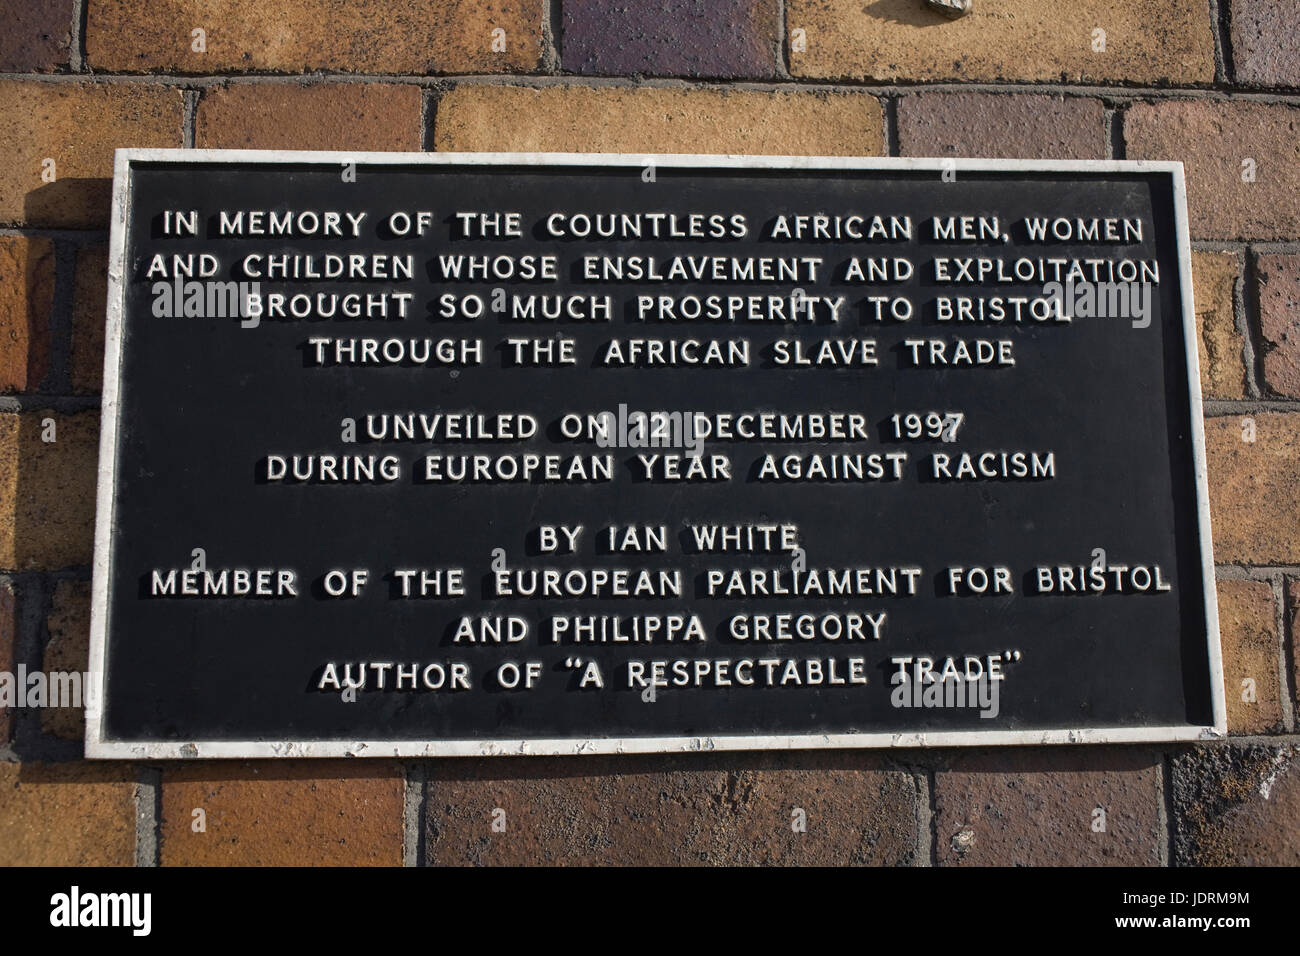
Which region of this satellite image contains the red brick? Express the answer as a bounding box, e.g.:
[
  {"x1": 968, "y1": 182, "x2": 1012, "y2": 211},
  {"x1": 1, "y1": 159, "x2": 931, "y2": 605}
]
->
[
  {"x1": 1215, "y1": 580, "x2": 1283, "y2": 734},
  {"x1": 1256, "y1": 253, "x2": 1300, "y2": 399},
  {"x1": 86, "y1": 0, "x2": 544, "y2": 74},
  {"x1": 1205, "y1": 413, "x2": 1300, "y2": 565},
  {"x1": 0, "y1": 237, "x2": 55, "y2": 394},
  {"x1": 435, "y1": 85, "x2": 884, "y2": 155},
  {"x1": 1173, "y1": 744, "x2": 1300, "y2": 865},
  {"x1": 160, "y1": 761, "x2": 404, "y2": 866},
  {"x1": 0, "y1": 581, "x2": 14, "y2": 744},
  {"x1": 0, "y1": 81, "x2": 184, "y2": 228},
  {"x1": 1230, "y1": 0, "x2": 1300, "y2": 88},
  {"x1": 71, "y1": 245, "x2": 108, "y2": 395},
  {"x1": 196, "y1": 83, "x2": 423, "y2": 150},
  {"x1": 786, "y1": 0, "x2": 1213, "y2": 84},
  {"x1": 0, "y1": 761, "x2": 137, "y2": 865},
  {"x1": 1288, "y1": 582, "x2": 1300, "y2": 717},
  {"x1": 0, "y1": 411, "x2": 100, "y2": 571},
  {"x1": 934, "y1": 749, "x2": 1163, "y2": 865},
  {"x1": 1125, "y1": 100, "x2": 1300, "y2": 241},
  {"x1": 0, "y1": 0, "x2": 73, "y2": 72},
  {"x1": 898, "y1": 92, "x2": 1106, "y2": 159},
  {"x1": 426, "y1": 753, "x2": 922, "y2": 866},
  {"x1": 42, "y1": 579, "x2": 90, "y2": 742}
]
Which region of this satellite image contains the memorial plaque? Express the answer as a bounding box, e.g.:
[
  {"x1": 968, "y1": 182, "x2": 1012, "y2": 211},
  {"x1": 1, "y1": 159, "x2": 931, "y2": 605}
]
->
[{"x1": 86, "y1": 151, "x2": 1225, "y2": 758}]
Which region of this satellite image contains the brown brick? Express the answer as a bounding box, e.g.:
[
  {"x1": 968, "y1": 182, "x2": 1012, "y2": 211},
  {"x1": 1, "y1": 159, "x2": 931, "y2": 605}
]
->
[
  {"x1": 71, "y1": 245, "x2": 108, "y2": 395},
  {"x1": 427, "y1": 0, "x2": 545, "y2": 74},
  {"x1": 786, "y1": 0, "x2": 1213, "y2": 84},
  {"x1": 1255, "y1": 253, "x2": 1300, "y2": 399},
  {"x1": 196, "y1": 83, "x2": 423, "y2": 151},
  {"x1": 42, "y1": 579, "x2": 90, "y2": 742},
  {"x1": 1215, "y1": 579, "x2": 1283, "y2": 734},
  {"x1": 898, "y1": 92, "x2": 1106, "y2": 159},
  {"x1": 1230, "y1": 0, "x2": 1300, "y2": 89},
  {"x1": 0, "y1": 761, "x2": 137, "y2": 865},
  {"x1": 0, "y1": 81, "x2": 183, "y2": 229},
  {"x1": 435, "y1": 85, "x2": 884, "y2": 155},
  {"x1": 0, "y1": 411, "x2": 100, "y2": 571},
  {"x1": 1289, "y1": 582, "x2": 1300, "y2": 717},
  {"x1": 426, "y1": 753, "x2": 921, "y2": 866},
  {"x1": 87, "y1": 0, "x2": 544, "y2": 74},
  {"x1": 933, "y1": 748, "x2": 1162, "y2": 866},
  {"x1": 1173, "y1": 743, "x2": 1300, "y2": 865},
  {"x1": 1125, "y1": 100, "x2": 1300, "y2": 241},
  {"x1": 161, "y1": 761, "x2": 403, "y2": 866},
  {"x1": 1205, "y1": 413, "x2": 1300, "y2": 565},
  {"x1": 0, "y1": 237, "x2": 56, "y2": 394},
  {"x1": 0, "y1": 581, "x2": 14, "y2": 744},
  {"x1": 1191, "y1": 250, "x2": 1245, "y2": 400},
  {"x1": 0, "y1": 0, "x2": 73, "y2": 72}
]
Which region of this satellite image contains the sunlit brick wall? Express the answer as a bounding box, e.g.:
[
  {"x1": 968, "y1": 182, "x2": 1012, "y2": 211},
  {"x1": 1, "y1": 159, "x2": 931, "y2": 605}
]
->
[{"x1": 0, "y1": 0, "x2": 1295, "y2": 866}]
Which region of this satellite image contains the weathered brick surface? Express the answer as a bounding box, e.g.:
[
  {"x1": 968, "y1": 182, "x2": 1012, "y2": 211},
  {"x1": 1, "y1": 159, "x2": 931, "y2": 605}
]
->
[
  {"x1": 1290, "y1": 583, "x2": 1300, "y2": 716},
  {"x1": 786, "y1": 0, "x2": 1213, "y2": 84},
  {"x1": 426, "y1": 0, "x2": 546, "y2": 73},
  {"x1": 0, "y1": 411, "x2": 100, "y2": 571},
  {"x1": 426, "y1": 753, "x2": 921, "y2": 866},
  {"x1": 933, "y1": 748, "x2": 1163, "y2": 865},
  {"x1": 563, "y1": 0, "x2": 778, "y2": 78},
  {"x1": 435, "y1": 85, "x2": 885, "y2": 155},
  {"x1": 1172, "y1": 744, "x2": 1300, "y2": 865},
  {"x1": 0, "y1": 762, "x2": 137, "y2": 865},
  {"x1": 1255, "y1": 253, "x2": 1300, "y2": 399},
  {"x1": 1289, "y1": 582, "x2": 1300, "y2": 717},
  {"x1": 161, "y1": 761, "x2": 404, "y2": 866},
  {"x1": 1214, "y1": 580, "x2": 1283, "y2": 734},
  {"x1": 898, "y1": 92, "x2": 1106, "y2": 160},
  {"x1": 72, "y1": 245, "x2": 109, "y2": 394},
  {"x1": 1230, "y1": 0, "x2": 1300, "y2": 89},
  {"x1": 0, "y1": 81, "x2": 183, "y2": 228},
  {"x1": 0, "y1": 0, "x2": 73, "y2": 72},
  {"x1": 1191, "y1": 251, "x2": 1245, "y2": 400},
  {"x1": 87, "y1": 0, "x2": 544, "y2": 74},
  {"x1": 0, "y1": 237, "x2": 56, "y2": 394},
  {"x1": 196, "y1": 83, "x2": 423, "y2": 150},
  {"x1": 0, "y1": 0, "x2": 1294, "y2": 874},
  {"x1": 42, "y1": 579, "x2": 90, "y2": 742},
  {"x1": 0, "y1": 581, "x2": 14, "y2": 744},
  {"x1": 1205, "y1": 413, "x2": 1300, "y2": 565},
  {"x1": 1125, "y1": 100, "x2": 1300, "y2": 241}
]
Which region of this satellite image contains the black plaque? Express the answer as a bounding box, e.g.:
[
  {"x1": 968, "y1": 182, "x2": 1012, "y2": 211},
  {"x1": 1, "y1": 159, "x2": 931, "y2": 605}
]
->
[{"x1": 87, "y1": 152, "x2": 1224, "y2": 757}]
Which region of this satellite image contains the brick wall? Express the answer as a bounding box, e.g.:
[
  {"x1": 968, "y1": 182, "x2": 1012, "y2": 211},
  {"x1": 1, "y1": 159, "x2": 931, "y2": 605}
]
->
[{"x1": 0, "y1": 0, "x2": 1296, "y2": 867}]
